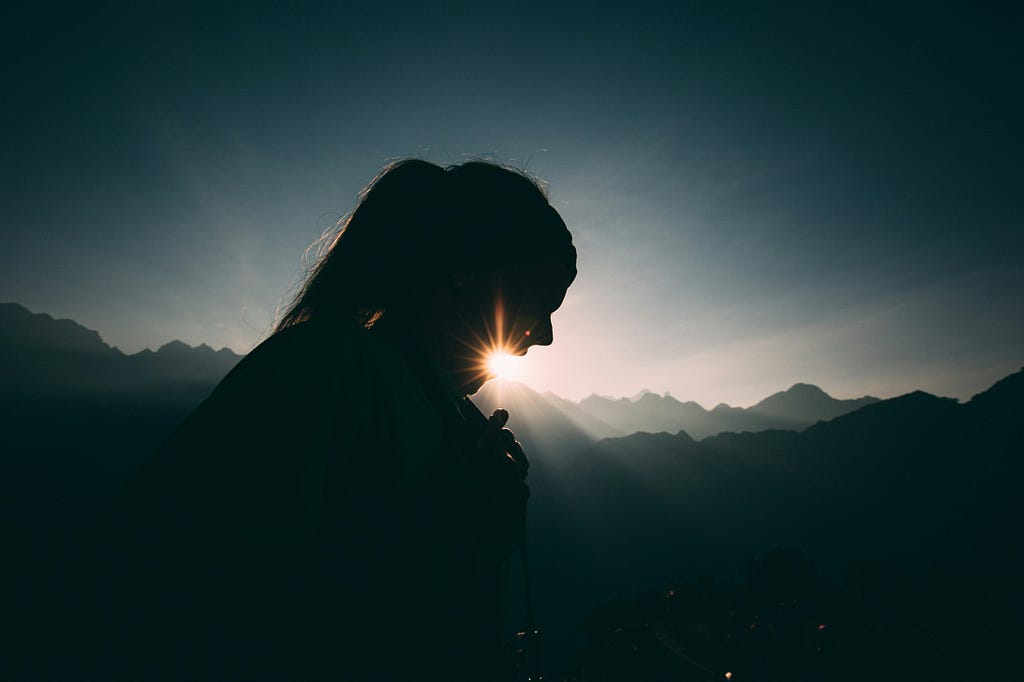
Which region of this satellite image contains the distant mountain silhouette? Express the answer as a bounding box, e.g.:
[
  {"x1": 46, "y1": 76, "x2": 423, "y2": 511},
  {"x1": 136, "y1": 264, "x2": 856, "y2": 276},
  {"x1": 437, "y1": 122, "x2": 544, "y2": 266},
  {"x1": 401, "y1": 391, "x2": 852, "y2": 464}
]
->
[
  {"x1": 1, "y1": 302, "x2": 240, "y2": 400},
  {"x1": 2, "y1": 301, "x2": 874, "y2": 450},
  {"x1": 1, "y1": 301, "x2": 119, "y2": 356},
  {"x1": 2, "y1": 300, "x2": 242, "y2": 491},
  {"x1": 476, "y1": 368, "x2": 1022, "y2": 662},
  {"x1": 628, "y1": 388, "x2": 657, "y2": 401},
  {"x1": 535, "y1": 370, "x2": 1023, "y2": 640},
  {"x1": 748, "y1": 382, "x2": 879, "y2": 425},
  {"x1": 556, "y1": 383, "x2": 880, "y2": 441}
]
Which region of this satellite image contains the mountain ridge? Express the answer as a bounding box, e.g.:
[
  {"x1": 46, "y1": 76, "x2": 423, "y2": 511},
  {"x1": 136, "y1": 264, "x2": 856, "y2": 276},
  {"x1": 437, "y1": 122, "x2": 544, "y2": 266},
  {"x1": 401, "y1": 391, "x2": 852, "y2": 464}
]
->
[
  {"x1": 567, "y1": 381, "x2": 881, "y2": 440},
  {"x1": 1, "y1": 302, "x2": 243, "y2": 401},
  {"x1": 0, "y1": 302, "x2": 239, "y2": 357},
  {"x1": 5, "y1": 301, "x2": 881, "y2": 436}
]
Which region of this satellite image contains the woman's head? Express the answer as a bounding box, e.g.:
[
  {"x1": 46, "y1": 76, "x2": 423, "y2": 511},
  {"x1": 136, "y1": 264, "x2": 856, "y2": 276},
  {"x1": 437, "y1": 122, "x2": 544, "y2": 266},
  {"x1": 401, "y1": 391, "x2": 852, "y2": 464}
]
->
[{"x1": 276, "y1": 159, "x2": 576, "y2": 387}]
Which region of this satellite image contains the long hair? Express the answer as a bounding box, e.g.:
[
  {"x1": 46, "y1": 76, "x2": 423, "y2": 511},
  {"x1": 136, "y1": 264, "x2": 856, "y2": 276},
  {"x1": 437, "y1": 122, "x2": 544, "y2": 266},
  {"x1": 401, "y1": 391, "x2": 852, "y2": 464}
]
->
[{"x1": 274, "y1": 159, "x2": 576, "y2": 333}]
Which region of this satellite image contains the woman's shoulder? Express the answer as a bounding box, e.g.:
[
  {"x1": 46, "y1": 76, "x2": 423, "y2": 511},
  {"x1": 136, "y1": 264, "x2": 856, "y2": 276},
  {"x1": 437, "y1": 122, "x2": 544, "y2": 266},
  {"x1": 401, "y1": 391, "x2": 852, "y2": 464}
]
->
[
  {"x1": 250, "y1": 318, "x2": 373, "y2": 369},
  {"x1": 156, "y1": 319, "x2": 382, "y2": 453},
  {"x1": 218, "y1": 319, "x2": 376, "y2": 397},
  {"x1": 139, "y1": 320, "x2": 382, "y2": 495}
]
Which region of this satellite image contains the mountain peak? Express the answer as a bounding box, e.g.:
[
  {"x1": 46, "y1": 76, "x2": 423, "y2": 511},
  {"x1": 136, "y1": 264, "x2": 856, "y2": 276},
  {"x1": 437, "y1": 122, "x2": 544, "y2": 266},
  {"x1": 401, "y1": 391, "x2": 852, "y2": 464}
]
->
[
  {"x1": 749, "y1": 382, "x2": 880, "y2": 425},
  {"x1": 155, "y1": 339, "x2": 192, "y2": 354},
  {"x1": 786, "y1": 382, "x2": 829, "y2": 396},
  {"x1": 0, "y1": 302, "x2": 120, "y2": 357}
]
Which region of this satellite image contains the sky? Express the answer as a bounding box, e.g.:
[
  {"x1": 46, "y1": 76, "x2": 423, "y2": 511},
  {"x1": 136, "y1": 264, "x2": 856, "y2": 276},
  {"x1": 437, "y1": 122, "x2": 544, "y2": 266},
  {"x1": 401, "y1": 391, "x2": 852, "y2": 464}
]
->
[{"x1": 2, "y1": 2, "x2": 1021, "y2": 407}]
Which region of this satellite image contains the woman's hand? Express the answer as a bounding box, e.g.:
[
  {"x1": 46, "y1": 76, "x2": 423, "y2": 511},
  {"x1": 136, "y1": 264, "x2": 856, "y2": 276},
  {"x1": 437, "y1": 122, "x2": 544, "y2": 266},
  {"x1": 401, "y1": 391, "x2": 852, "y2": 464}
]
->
[
  {"x1": 475, "y1": 408, "x2": 529, "y2": 480},
  {"x1": 441, "y1": 408, "x2": 530, "y2": 558}
]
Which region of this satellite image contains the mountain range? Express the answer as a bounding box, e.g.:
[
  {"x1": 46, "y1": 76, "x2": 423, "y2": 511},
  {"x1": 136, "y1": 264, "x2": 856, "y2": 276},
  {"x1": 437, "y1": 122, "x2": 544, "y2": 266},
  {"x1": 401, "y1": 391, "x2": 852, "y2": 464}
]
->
[
  {"x1": 2, "y1": 301, "x2": 881, "y2": 451},
  {"x1": 480, "y1": 371, "x2": 1024, "y2": 667},
  {"x1": 1, "y1": 302, "x2": 241, "y2": 399},
  {"x1": 474, "y1": 382, "x2": 880, "y2": 445}
]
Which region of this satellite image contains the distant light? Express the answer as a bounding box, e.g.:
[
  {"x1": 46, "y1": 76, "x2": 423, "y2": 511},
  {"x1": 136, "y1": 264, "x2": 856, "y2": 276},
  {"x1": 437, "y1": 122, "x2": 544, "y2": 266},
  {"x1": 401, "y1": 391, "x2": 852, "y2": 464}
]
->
[
  {"x1": 725, "y1": 673, "x2": 733, "y2": 680},
  {"x1": 818, "y1": 624, "x2": 826, "y2": 631},
  {"x1": 487, "y1": 351, "x2": 521, "y2": 380},
  {"x1": 524, "y1": 330, "x2": 531, "y2": 336}
]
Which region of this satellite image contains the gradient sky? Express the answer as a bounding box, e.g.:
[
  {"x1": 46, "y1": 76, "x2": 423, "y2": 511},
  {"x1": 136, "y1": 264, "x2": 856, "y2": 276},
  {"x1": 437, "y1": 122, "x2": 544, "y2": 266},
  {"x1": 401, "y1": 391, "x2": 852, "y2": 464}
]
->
[{"x1": 3, "y1": 2, "x2": 1021, "y2": 407}]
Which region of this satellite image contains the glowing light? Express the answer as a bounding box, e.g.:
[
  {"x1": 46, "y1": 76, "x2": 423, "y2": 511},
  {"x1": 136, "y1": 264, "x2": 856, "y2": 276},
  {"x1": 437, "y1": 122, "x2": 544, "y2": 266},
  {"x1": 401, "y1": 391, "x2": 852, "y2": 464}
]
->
[
  {"x1": 487, "y1": 351, "x2": 522, "y2": 381},
  {"x1": 725, "y1": 673, "x2": 733, "y2": 680}
]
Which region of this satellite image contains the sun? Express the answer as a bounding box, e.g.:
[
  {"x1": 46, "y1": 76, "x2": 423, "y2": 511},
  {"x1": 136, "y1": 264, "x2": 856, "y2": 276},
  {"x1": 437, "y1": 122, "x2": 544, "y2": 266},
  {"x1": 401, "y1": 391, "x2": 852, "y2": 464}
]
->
[{"x1": 486, "y1": 350, "x2": 522, "y2": 381}]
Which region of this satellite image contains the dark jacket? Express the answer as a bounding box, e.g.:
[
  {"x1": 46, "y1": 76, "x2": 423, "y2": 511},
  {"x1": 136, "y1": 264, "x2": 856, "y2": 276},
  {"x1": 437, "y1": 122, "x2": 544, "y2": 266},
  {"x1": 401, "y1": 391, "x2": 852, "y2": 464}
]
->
[{"x1": 79, "y1": 319, "x2": 519, "y2": 680}]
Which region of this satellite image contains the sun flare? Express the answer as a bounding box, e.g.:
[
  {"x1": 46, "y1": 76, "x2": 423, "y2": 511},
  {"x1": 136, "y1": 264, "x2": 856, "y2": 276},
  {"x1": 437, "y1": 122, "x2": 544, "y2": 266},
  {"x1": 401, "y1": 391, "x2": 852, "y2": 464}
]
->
[{"x1": 486, "y1": 351, "x2": 522, "y2": 382}]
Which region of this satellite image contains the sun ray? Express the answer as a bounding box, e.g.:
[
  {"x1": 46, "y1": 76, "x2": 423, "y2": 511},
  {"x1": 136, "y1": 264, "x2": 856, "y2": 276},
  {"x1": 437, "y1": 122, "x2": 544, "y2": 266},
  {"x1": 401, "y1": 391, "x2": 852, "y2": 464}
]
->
[
  {"x1": 486, "y1": 350, "x2": 522, "y2": 381},
  {"x1": 435, "y1": 290, "x2": 534, "y2": 391}
]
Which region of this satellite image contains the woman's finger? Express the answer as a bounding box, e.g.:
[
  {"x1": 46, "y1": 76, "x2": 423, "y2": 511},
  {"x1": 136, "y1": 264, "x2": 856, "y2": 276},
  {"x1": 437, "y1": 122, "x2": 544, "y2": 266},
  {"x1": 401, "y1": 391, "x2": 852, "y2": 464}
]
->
[
  {"x1": 506, "y1": 439, "x2": 529, "y2": 480},
  {"x1": 476, "y1": 409, "x2": 509, "y2": 452}
]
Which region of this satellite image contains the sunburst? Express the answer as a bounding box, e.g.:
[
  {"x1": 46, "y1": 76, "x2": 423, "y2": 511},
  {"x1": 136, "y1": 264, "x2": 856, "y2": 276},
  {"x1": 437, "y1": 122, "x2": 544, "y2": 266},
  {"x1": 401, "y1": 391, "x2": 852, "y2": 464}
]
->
[
  {"x1": 486, "y1": 350, "x2": 522, "y2": 381},
  {"x1": 448, "y1": 294, "x2": 531, "y2": 388}
]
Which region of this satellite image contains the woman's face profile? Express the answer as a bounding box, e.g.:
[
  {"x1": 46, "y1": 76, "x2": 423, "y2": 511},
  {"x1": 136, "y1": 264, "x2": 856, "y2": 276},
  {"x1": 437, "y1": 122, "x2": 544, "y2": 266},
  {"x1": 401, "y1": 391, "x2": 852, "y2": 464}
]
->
[
  {"x1": 441, "y1": 257, "x2": 574, "y2": 392},
  {"x1": 489, "y1": 259, "x2": 573, "y2": 354}
]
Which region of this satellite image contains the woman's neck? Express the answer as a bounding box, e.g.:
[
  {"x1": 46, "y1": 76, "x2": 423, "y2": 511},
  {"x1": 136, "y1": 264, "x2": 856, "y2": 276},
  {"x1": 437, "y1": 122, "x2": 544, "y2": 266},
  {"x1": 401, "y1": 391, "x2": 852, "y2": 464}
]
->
[{"x1": 370, "y1": 314, "x2": 481, "y2": 398}]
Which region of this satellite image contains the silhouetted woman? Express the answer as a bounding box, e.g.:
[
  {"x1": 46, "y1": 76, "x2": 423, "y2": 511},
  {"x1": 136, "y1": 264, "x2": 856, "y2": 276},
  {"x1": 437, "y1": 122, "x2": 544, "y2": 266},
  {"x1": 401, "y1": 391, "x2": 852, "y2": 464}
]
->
[{"x1": 84, "y1": 160, "x2": 576, "y2": 680}]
